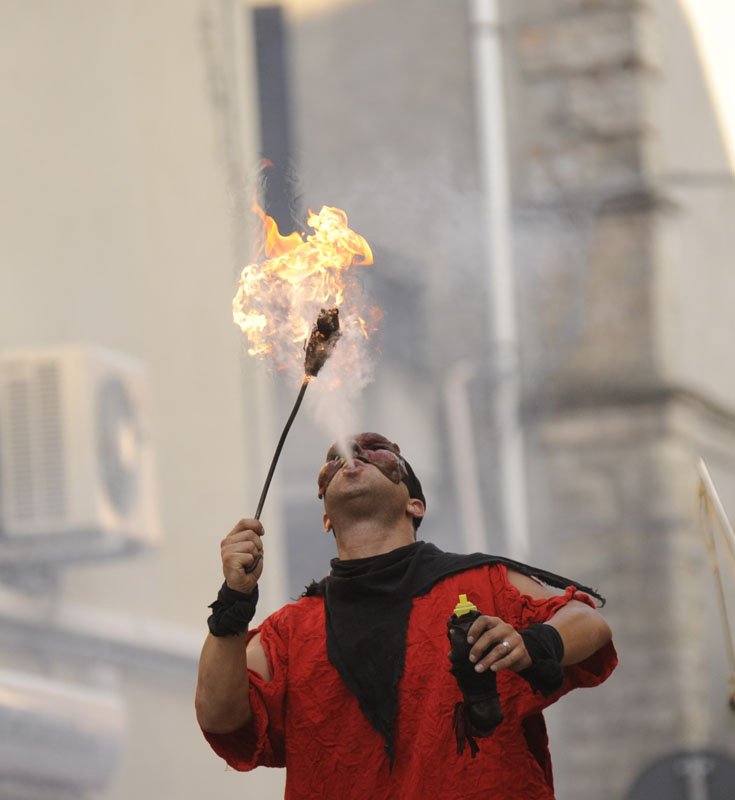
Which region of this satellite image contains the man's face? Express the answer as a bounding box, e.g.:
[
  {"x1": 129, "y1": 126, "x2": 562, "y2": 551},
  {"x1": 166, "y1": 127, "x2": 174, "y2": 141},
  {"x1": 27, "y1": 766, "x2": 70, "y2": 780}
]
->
[{"x1": 318, "y1": 433, "x2": 409, "y2": 499}]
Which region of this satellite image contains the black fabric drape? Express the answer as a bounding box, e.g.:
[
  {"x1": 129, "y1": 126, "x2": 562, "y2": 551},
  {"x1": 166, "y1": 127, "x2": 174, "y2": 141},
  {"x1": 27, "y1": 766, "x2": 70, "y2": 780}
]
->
[{"x1": 303, "y1": 540, "x2": 603, "y2": 763}]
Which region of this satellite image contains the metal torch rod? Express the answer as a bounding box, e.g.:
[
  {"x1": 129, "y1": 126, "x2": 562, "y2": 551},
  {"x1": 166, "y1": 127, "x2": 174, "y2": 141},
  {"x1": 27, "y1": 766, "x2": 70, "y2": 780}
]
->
[{"x1": 245, "y1": 375, "x2": 311, "y2": 573}]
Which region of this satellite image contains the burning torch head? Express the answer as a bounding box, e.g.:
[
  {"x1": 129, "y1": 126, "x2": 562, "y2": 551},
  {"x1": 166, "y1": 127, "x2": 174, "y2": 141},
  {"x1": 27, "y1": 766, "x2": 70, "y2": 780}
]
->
[
  {"x1": 304, "y1": 307, "x2": 342, "y2": 377},
  {"x1": 317, "y1": 432, "x2": 426, "y2": 529}
]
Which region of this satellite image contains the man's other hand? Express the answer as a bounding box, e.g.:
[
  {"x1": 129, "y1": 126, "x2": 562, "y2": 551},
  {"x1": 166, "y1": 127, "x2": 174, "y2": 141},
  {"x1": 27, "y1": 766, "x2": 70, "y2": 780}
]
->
[{"x1": 466, "y1": 616, "x2": 532, "y2": 674}]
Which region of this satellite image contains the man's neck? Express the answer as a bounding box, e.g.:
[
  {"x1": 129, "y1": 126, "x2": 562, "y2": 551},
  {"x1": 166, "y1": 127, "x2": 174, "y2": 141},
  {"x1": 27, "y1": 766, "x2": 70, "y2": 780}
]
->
[{"x1": 334, "y1": 520, "x2": 416, "y2": 561}]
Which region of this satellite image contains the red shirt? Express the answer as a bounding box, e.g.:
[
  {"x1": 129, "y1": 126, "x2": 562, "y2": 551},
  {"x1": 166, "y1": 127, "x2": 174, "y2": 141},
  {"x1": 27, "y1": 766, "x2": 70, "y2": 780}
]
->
[{"x1": 203, "y1": 564, "x2": 617, "y2": 799}]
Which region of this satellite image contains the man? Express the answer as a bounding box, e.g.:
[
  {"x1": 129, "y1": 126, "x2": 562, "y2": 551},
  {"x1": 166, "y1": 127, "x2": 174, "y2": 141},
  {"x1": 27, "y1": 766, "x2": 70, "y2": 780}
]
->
[{"x1": 196, "y1": 433, "x2": 616, "y2": 799}]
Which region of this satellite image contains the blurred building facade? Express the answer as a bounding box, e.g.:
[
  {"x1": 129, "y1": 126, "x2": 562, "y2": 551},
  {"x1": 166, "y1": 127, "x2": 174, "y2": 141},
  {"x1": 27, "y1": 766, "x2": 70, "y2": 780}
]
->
[
  {"x1": 0, "y1": 1, "x2": 287, "y2": 798},
  {"x1": 502, "y1": 0, "x2": 735, "y2": 795},
  {"x1": 0, "y1": 0, "x2": 733, "y2": 799},
  {"x1": 264, "y1": 0, "x2": 735, "y2": 797}
]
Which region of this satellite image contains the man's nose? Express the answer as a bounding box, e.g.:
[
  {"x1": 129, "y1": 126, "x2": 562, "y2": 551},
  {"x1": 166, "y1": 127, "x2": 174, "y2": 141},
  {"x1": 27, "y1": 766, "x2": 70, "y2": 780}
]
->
[{"x1": 352, "y1": 444, "x2": 371, "y2": 463}]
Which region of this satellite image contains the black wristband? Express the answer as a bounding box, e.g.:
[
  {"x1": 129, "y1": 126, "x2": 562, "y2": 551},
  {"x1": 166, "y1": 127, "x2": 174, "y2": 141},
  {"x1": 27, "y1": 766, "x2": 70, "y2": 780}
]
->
[
  {"x1": 207, "y1": 582, "x2": 259, "y2": 637},
  {"x1": 518, "y1": 623, "x2": 565, "y2": 696}
]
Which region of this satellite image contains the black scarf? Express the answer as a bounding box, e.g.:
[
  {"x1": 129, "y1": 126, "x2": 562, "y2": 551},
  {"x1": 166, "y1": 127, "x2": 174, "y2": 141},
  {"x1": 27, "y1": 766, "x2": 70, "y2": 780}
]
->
[{"x1": 303, "y1": 540, "x2": 603, "y2": 764}]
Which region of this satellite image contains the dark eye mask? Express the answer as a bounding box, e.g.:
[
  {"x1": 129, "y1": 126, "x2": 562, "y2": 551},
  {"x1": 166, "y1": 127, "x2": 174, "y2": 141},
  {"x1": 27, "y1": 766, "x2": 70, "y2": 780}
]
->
[{"x1": 318, "y1": 434, "x2": 408, "y2": 498}]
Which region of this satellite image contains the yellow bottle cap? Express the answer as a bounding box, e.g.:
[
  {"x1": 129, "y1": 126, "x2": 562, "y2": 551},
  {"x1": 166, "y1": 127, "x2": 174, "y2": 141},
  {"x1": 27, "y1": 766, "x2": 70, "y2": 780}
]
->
[{"x1": 453, "y1": 593, "x2": 477, "y2": 617}]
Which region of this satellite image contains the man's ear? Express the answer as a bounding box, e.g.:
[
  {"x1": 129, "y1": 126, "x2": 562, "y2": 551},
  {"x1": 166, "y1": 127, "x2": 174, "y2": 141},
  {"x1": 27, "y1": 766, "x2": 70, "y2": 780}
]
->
[
  {"x1": 323, "y1": 512, "x2": 333, "y2": 533},
  {"x1": 406, "y1": 498, "x2": 425, "y2": 523}
]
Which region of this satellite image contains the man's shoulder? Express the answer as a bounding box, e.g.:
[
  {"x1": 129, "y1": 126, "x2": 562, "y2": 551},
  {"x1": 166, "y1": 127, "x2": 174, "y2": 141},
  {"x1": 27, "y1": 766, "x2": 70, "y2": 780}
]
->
[
  {"x1": 409, "y1": 541, "x2": 506, "y2": 595},
  {"x1": 264, "y1": 592, "x2": 324, "y2": 629},
  {"x1": 250, "y1": 593, "x2": 324, "y2": 655}
]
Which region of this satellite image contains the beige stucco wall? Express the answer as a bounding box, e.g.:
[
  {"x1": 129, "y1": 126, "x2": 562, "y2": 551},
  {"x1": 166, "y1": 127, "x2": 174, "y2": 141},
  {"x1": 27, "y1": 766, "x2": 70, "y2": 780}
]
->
[
  {"x1": 645, "y1": 0, "x2": 735, "y2": 413},
  {"x1": 0, "y1": 1, "x2": 286, "y2": 797}
]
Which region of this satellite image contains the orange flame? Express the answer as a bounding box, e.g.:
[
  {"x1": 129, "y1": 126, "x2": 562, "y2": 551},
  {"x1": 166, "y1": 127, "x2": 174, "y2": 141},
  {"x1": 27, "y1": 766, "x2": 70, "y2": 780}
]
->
[{"x1": 233, "y1": 204, "x2": 377, "y2": 373}]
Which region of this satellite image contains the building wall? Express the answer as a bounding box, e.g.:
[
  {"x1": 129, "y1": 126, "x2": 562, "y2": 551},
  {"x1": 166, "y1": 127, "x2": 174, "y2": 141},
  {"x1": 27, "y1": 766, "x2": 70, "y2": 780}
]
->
[
  {"x1": 503, "y1": 0, "x2": 735, "y2": 796},
  {"x1": 268, "y1": 0, "x2": 500, "y2": 589},
  {"x1": 272, "y1": 0, "x2": 735, "y2": 797},
  {"x1": 0, "y1": 1, "x2": 286, "y2": 797}
]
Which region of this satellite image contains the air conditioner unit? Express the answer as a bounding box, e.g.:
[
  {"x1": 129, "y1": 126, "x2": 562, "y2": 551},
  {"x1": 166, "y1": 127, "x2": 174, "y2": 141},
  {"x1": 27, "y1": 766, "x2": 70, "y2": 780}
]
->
[{"x1": 0, "y1": 344, "x2": 160, "y2": 566}]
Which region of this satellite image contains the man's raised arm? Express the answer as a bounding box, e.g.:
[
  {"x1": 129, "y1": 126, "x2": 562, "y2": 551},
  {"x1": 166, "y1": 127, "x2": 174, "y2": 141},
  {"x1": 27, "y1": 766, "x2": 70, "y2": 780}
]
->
[{"x1": 195, "y1": 519, "x2": 269, "y2": 733}]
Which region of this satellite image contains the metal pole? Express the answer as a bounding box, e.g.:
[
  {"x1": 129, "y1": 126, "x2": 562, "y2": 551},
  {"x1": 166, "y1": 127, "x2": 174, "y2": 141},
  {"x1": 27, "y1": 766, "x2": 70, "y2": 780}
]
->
[
  {"x1": 470, "y1": 0, "x2": 530, "y2": 561},
  {"x1": 445, "y1": 360, "x2": 488, "y2": 554}
]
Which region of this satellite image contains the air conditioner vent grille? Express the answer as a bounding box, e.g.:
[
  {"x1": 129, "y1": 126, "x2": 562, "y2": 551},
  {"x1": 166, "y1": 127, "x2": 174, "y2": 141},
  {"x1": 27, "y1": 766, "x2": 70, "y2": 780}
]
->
[
  {"x1": 8, "y1": 376, "x2": 33, "y2": 521},
  {"x1": 4, "y1": 363, "x2": 66, "y2": 525},
  {"x1": 37, "y1": 363, "x2": 66, "y2": 519}
]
